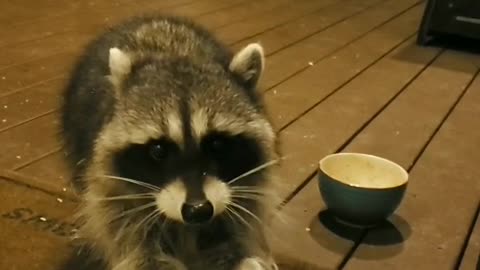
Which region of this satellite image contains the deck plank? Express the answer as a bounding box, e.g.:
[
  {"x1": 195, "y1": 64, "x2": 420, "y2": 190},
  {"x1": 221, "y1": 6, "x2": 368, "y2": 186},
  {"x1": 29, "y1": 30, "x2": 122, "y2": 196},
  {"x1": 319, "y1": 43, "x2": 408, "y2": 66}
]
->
[
  {"x1": 0, "y1": 78, "x2": 64, "y2": 132},
  {"x1": 259, "y1": 0, "x2": 422, "y2": 91},
  {"x1": 0, "y1": 58, "x2": 70, "y2": 97},
  {"x1": 0, "y1": 0, "x2": 195, "y2": 48},
  {"x1": 271, "y1": 48, "x2": 478, "y2": 269},
  {"x1": 213, "y1": 0, "x2": 337, "y2": 45},
  {"x1": 0, "y1": 0, "x2": 157, "y2": 26},
  {"x1": 265, "y1": 3, "x2": 423, "y2": 129},
  {"x1": 168, "y1": 0, "x2": 248, "y2": 18},
  {"x1": 0, "y1": 0, "x2": 250, "y2": 69},
  {"x1": 459, "y1": 202, "x2": 480, "y2": 270},
  {"x1": 0, "y1": 113, "x2": 59, "y2": 169},
  {"x1": 0, "y1": 176, "x2": 78, "y2": 270},
  {"x1": 9, "y1": 152, "x2": 71, "y2": 195},
  {"x1": 0, "y1": 1, "x2": 85, "y2": 27},
  {"x1": 231, "y1": 0, "x2": 385, "y2": 55},
  {"x1": 195, "y1": 0, "x2": 292, "y2": 29},
  {"x1": 342, "y1": 70, "x2": 480, "y2": 269}
]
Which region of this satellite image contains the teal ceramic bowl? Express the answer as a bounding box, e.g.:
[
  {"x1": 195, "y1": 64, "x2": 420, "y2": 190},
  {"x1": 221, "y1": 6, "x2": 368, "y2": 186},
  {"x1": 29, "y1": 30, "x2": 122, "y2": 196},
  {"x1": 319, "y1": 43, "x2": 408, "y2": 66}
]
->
[{"x1": 318, "y1": 153, "x2": 409, "y2": 228}]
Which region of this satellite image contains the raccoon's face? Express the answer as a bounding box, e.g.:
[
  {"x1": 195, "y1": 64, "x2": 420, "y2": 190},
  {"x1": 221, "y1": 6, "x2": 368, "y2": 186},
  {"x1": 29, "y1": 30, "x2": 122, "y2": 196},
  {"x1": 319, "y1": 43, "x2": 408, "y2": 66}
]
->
[{"x1": 92, "y1": 43, "x2": 277, "y2": 226}]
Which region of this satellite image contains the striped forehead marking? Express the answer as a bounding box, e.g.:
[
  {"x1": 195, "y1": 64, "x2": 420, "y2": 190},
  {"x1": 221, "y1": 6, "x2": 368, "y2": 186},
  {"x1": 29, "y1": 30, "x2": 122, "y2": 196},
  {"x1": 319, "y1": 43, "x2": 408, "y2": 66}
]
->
[
  {"x1": 191, "y1": 108, "x2": 209, "y2": 140},
  {"x1": 166, "y1": 112, "x2": 184, "y2": 146}
]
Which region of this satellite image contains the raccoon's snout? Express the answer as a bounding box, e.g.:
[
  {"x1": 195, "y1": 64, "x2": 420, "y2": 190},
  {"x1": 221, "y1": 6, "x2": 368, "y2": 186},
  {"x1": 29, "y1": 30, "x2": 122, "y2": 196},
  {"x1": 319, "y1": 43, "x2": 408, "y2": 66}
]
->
[
  {"x1": 155, "y1": 177, "x2": 231, "y2": 223},
  {"x1": 181, "y1": 201, "x2": 214, "y2": 224}
]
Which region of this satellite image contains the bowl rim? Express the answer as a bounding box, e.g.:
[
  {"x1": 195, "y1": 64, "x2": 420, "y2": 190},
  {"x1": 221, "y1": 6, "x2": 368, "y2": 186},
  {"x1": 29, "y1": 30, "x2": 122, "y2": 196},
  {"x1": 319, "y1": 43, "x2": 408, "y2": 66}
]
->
[{"x1": 319, "y1": 152, "x2": 409, "y2": 190}]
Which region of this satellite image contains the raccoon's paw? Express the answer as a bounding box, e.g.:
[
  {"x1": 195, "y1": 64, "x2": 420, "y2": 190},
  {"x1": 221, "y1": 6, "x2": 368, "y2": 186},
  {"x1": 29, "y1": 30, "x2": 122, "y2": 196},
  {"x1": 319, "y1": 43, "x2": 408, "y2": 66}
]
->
[{"x1": 236, "y1": 257, "x2": 278, "y2": 270}]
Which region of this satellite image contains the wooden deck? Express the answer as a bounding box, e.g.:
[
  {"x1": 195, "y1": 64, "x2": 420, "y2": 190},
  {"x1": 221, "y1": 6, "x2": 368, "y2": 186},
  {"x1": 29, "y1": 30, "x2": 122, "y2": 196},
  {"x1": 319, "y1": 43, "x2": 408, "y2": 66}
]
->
[{"x1": 0, "y1": 0, "x2": 479, "y2": 269}]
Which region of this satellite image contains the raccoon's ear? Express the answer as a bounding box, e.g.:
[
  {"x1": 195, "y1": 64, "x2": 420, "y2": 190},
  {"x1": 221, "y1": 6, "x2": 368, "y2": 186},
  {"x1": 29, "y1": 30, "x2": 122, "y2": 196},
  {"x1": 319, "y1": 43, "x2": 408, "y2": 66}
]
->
[
  {"x1": 108, "y1": 47, "x2": 132, "y2": 88},
  {"x1": 229, "y1": 43, "x2": 265, "y2": 88}
]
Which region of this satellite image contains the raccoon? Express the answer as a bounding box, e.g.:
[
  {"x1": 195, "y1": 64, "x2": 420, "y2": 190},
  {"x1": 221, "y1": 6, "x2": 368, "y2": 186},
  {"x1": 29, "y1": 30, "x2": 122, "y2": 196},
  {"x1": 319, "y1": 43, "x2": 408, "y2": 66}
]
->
[{"x1": 60, "y1": 15, "x2": 281, "y2": 270}]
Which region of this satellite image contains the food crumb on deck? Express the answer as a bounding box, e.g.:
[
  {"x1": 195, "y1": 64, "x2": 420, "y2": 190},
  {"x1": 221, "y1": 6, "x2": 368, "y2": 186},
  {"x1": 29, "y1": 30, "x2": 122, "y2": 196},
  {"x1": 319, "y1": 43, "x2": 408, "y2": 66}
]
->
[
  {"x1": 62, "y1": 187, "x2": 67, "y2": 192},
  {"x1": 57, "y1": 198, "x2": 63, "y2": 203},
  {"x1": 305, "y1": 227, "x2": 311, "y2": 232},
  {"x1": 3, "y1": 105, "x2": 7, "y2": 109},
  {"x1": 308, "y1": 61, "x2": 314, "y2": 66},
  {"x1": 40, "y1": 217, "x2": 47, "y2": 222},
  {"x1": 2, "y1": 119, "x2": 6, "y2": 123},
  {"x1": 16, "y1": 155, "x2": 21, "y2": 159},
  {"x1": 273, "y1": 90, "x2": 277, "y2": 94}
]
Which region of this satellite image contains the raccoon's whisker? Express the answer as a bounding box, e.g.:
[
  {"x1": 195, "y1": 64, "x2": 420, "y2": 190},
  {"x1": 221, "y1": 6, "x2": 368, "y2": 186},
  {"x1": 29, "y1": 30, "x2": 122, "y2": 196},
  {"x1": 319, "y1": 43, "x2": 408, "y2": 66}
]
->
[
  {"x1": 113, "y1": 217, "x2": 133, "y2": 242},
  {"x1": 137, "y1": 209, "x2": 159, "y2": 230},
  {"x1": 75, "y1": 158, "x2": 86, "y2": 166},
  {"x1": 145, "y1": 209, "x2": 164, "y2": 232},
  {"x1": 232, "y1": 187, "x2": 278, "y2": 198},
  {"x1": 229, "y1": 201, "x2": 263, "y2": 225},
  {"x1": 88, "y1": 193, "x2": 156, "y2": 201},
  {"x1": 227, "y1": 159, "x2": 279, "y2": 185},
  {"x1": 225, "y1": 205, "x2": 254, "y2": 231},
  {"x1": 122, "y1": 209, "x2": 156, "y2": 244},
  {"x1": 230, "y1": 186, "x2": 265, "y2": 190},
  {"x1": 230, "y1": 188, "x2": 271, "y2": 196},
  {"x1": 230, "y1": 187, "x2": 266, "y2": 194},
  {"x1": 144, "y1": 209, "x2": 168, "y2": 241},
  {"x1": 110, "y1": 202, "x2": 157, "y2": 222},
  {"x1": 223, "y1": 207, "x2": 236, "y2": 224},
  {"x1": 158, "y1": 217, "x2": 170, "y2": 239},
  {"x1": 101, "y1": 175, "x2": 161, "y2": 191},
  {"x1": 132, "y1": 208, "x2": 162, "y2": 239},
  {"x1": 230, "y1": 194, "x2": 262, "y2": 201}
]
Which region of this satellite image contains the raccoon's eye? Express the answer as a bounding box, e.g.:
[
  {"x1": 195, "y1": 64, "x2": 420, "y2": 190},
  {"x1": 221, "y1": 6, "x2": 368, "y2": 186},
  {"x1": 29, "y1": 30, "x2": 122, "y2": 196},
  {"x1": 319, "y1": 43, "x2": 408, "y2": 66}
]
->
[
  {"x1": 204, "y1": 135, "x2": 231, "y2": 157},
  {"x1": 210, "y1": 138, "x2": 226, "y2": 153},
  {"x1": 149, "y1": 143, "x2": 169, "y2": 161}
]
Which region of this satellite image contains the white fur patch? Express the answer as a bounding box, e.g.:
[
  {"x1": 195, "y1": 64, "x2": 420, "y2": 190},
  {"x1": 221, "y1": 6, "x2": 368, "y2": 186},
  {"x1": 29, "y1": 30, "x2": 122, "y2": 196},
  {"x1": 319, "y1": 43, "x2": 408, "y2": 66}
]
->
[
  {"x1": 96, "y1": 116, "x2": 162, "y2": 152},
  {"x1": 229, "y1": 43, "x2": 265, "y2": 82},
  {"x1": 191, "y1": 108, "x2": 209, "y2": 140},
  {"x1": 109, "y1": 48, "x2": 131, "y2": 78},
  {"x1": 167, "y1": 112, "x2": 184, "y2": 145},
  {"x1": 203, "y1": 177, "x2": 231, "y2": 216},
  {"x1": 155, "y1": 180, "x2": 186, "y2": 222},
  {"x1": 211, "y1": 113, "x2": 246, "y2": 136},
  {"x1": 236, "y1": 257, "x2": 267, "y2": 270},
  {"x1": 210, "y1": 113, "x2": 275, "y2": 146}
]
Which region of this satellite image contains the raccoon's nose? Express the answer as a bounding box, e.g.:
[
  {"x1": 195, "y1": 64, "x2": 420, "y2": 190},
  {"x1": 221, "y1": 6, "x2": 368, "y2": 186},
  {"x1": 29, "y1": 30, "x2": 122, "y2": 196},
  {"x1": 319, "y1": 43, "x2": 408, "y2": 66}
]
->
[{"x1": 181, "y1": 201, "x2": 214, "y2": 224}]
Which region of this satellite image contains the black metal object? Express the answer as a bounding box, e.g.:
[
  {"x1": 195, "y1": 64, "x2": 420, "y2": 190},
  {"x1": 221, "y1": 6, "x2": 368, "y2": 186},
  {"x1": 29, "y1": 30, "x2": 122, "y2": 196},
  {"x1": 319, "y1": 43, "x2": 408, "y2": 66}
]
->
[{"x1": 417, "y1": 0, "x2": 480, "y2": 45}]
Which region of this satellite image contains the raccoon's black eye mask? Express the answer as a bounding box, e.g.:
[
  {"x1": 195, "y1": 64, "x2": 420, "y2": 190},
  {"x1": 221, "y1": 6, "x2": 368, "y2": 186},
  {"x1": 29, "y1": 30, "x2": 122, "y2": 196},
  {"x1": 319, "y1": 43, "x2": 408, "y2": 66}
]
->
[
  {"x1": 148, "y1": 138, "x2": 177, "y2": 162},
  {"x1": 200, "y1": 132, "x2": 265, "y2": 182},
  {"x1": 113, "y1": 132, "x2": 265, "y2": 186},
  {"x1": 202, "y1": 132, "x2": 239, "y2": 160}
]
